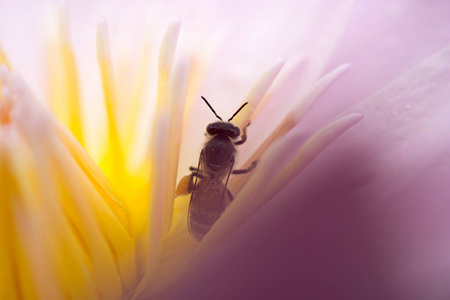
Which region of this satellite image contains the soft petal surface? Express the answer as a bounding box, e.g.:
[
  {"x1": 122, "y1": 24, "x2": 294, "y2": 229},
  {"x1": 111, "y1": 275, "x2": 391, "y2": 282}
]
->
[
  {"x1": 156, "y1": 24, "x2": 450, "y2": 300},
  {"x1": 305, "y1": 0, "x2": 450, "y2": 130},
  {"x1": 1, "y1": 0, "x2": 450, "y2": 299}
]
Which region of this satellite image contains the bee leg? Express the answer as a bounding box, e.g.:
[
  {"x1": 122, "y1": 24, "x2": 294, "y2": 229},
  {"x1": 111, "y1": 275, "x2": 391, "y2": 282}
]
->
[
  {"x1": 189, "y1": 166, "x2": 199, "y2": 172},
  {"x1": 227, "y1": 189, "x2": 235, "y2": 201},
  {"x1": 188, "y1": 167, "x2": 204, "y2": 193},
  {"x1": 231, "y1": 160, "x2": 258, "y2": 174},
  {"x1": 234, "y1": 122, "x2": 251, "y2": 145},
  {"x1": 189, "y1": 167, "x2": 204, "y2": 178}
]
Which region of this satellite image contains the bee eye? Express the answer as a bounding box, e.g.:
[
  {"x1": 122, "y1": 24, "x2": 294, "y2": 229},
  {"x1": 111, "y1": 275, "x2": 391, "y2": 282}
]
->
[
  {"x1": 206, "y1": 123, "x2": 218, "y2": 135},
  {"x1": 229, "y1": 127, "x2": 240, "y2": 139}
]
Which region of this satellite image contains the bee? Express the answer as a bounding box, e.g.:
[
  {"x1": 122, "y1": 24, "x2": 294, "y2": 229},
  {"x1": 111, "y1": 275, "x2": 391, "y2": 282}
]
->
[{"x1": 177, "y1": 96, "x2": 257, "y2": 241}]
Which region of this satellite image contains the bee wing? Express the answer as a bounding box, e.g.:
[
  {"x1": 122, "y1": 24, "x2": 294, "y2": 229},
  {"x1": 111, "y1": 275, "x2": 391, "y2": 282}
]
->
[
  {"x1": 221, "y1": 156, "x2": 234, "y2": 205},
  {"x1": 187, "y1": 150, "x2": 205, "y2": 238},
  {"x1": 188, "y1": 152, "x2": 235, "y2": 240},
  {"x1": 190, "y1": 150, "x2": 235, "y2": 205},
  {"x1": 190, "y1": 150, "x2": 204, "y2": 197}
]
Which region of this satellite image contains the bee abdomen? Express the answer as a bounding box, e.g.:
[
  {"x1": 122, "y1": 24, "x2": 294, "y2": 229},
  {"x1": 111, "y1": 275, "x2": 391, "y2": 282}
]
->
[
  {"x1": 189, "y1": 220, "x2": 213, "y2": 241},
  {"x1": 189, "y1": 207, "x2": 224, "y2": 240}
]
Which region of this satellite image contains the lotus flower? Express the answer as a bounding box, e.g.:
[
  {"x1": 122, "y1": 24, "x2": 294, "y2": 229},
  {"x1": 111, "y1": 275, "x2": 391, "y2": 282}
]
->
[{"x1": 1, "y1": 1, "x2": 449, "y2": 299}]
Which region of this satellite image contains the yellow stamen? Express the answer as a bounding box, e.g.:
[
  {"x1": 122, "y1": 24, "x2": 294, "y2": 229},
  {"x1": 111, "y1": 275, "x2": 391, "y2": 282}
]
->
[
  {"x1": 47, "y1": 3, "x2": 84, "y2": 145},
  {"x1": 0, "y1": 135, "x2": 35, "y2": 299},
  {"x1": 122, "y1": 30, "x2": 153, "y2": 151},
  {"x1": 97, "y1": 17, "x2": 125, "y2": 182},
  {"x1": 156, "y1": 17, "x2": 181, "y2": 110},
  {"x1": 1, "y1": 68, "x2": 137, "y2": 299}
]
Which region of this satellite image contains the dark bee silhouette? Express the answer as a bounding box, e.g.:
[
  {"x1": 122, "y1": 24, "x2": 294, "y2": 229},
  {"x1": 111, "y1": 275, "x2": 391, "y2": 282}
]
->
[{"x1": 184, "y1": 96, "x2": 257, "y2": 241}]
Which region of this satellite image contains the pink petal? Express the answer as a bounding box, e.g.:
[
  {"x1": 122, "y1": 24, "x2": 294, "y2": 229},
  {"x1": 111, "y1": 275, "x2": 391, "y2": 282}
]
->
[
  {"x1": 159, "y1": 34, "x2": 450, "y2": 300},
  {"x1": 305, "y1": 0, "x2": 450, "y2": 130}
]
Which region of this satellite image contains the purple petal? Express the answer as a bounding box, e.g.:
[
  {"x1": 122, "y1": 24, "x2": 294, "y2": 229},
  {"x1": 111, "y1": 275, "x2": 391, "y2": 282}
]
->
[{"x1": 159, "y1": 38, "x2": 450, "y2": 300}]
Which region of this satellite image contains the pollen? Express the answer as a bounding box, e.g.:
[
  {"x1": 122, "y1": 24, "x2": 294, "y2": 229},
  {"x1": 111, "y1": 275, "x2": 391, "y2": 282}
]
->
[{"x1": 176, "y1": 174, "x2": 192, "y2": 196}]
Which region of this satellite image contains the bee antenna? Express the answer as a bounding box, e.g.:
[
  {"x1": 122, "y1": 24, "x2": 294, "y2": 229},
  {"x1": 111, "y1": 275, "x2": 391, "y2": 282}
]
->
[
  {"x1": 228, "y1": 102, "x2": 248, "y2": 122},
  {"x1": 201, "y1": 96, "x2": 223, "y2": 121}
]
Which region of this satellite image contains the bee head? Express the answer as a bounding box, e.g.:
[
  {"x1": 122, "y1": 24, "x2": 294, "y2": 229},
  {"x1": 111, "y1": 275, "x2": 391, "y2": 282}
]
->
[{"x1": 206, "y1": 121, "x2": 241, "y2": 139}]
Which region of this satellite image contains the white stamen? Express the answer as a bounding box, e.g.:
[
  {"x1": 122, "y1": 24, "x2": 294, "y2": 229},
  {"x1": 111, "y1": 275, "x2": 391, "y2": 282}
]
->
[
  {"x1": 134, "y1": 111, "x2": 171, "y2": 298},
  {"x1": 96, "y1": 17, "x2": 112, "y2": 63},
  {"x1": 234, "y1": 58, "x2": 285, "y2": 127},
  {"x1": 287, "y1": 63, "x2": 351, "y2": 122},
  {"x1": 57, "y1": 1, "x2": 70, "y2": 45},
  {"x1": 169, "y1": 58, "x2": 190, "y2": 112},
  {"x1": 246, "y1": 58, "x2": 285, "y2": 114},
  {"x1": 259, "y1": 112, "x2": 363, "y2": 204},
  {"x1": 164, "y1": 58, "x2": 191, "y2": 232},
  {"x1": 190, "y1": 113, "x2": 363, "y2": 267},
  {"x1": 158, "y1": 17, "x2": 181, "y2": 72},
  {"x1": 230, "y1": 63, "x2": 350, "y2": 194}
]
